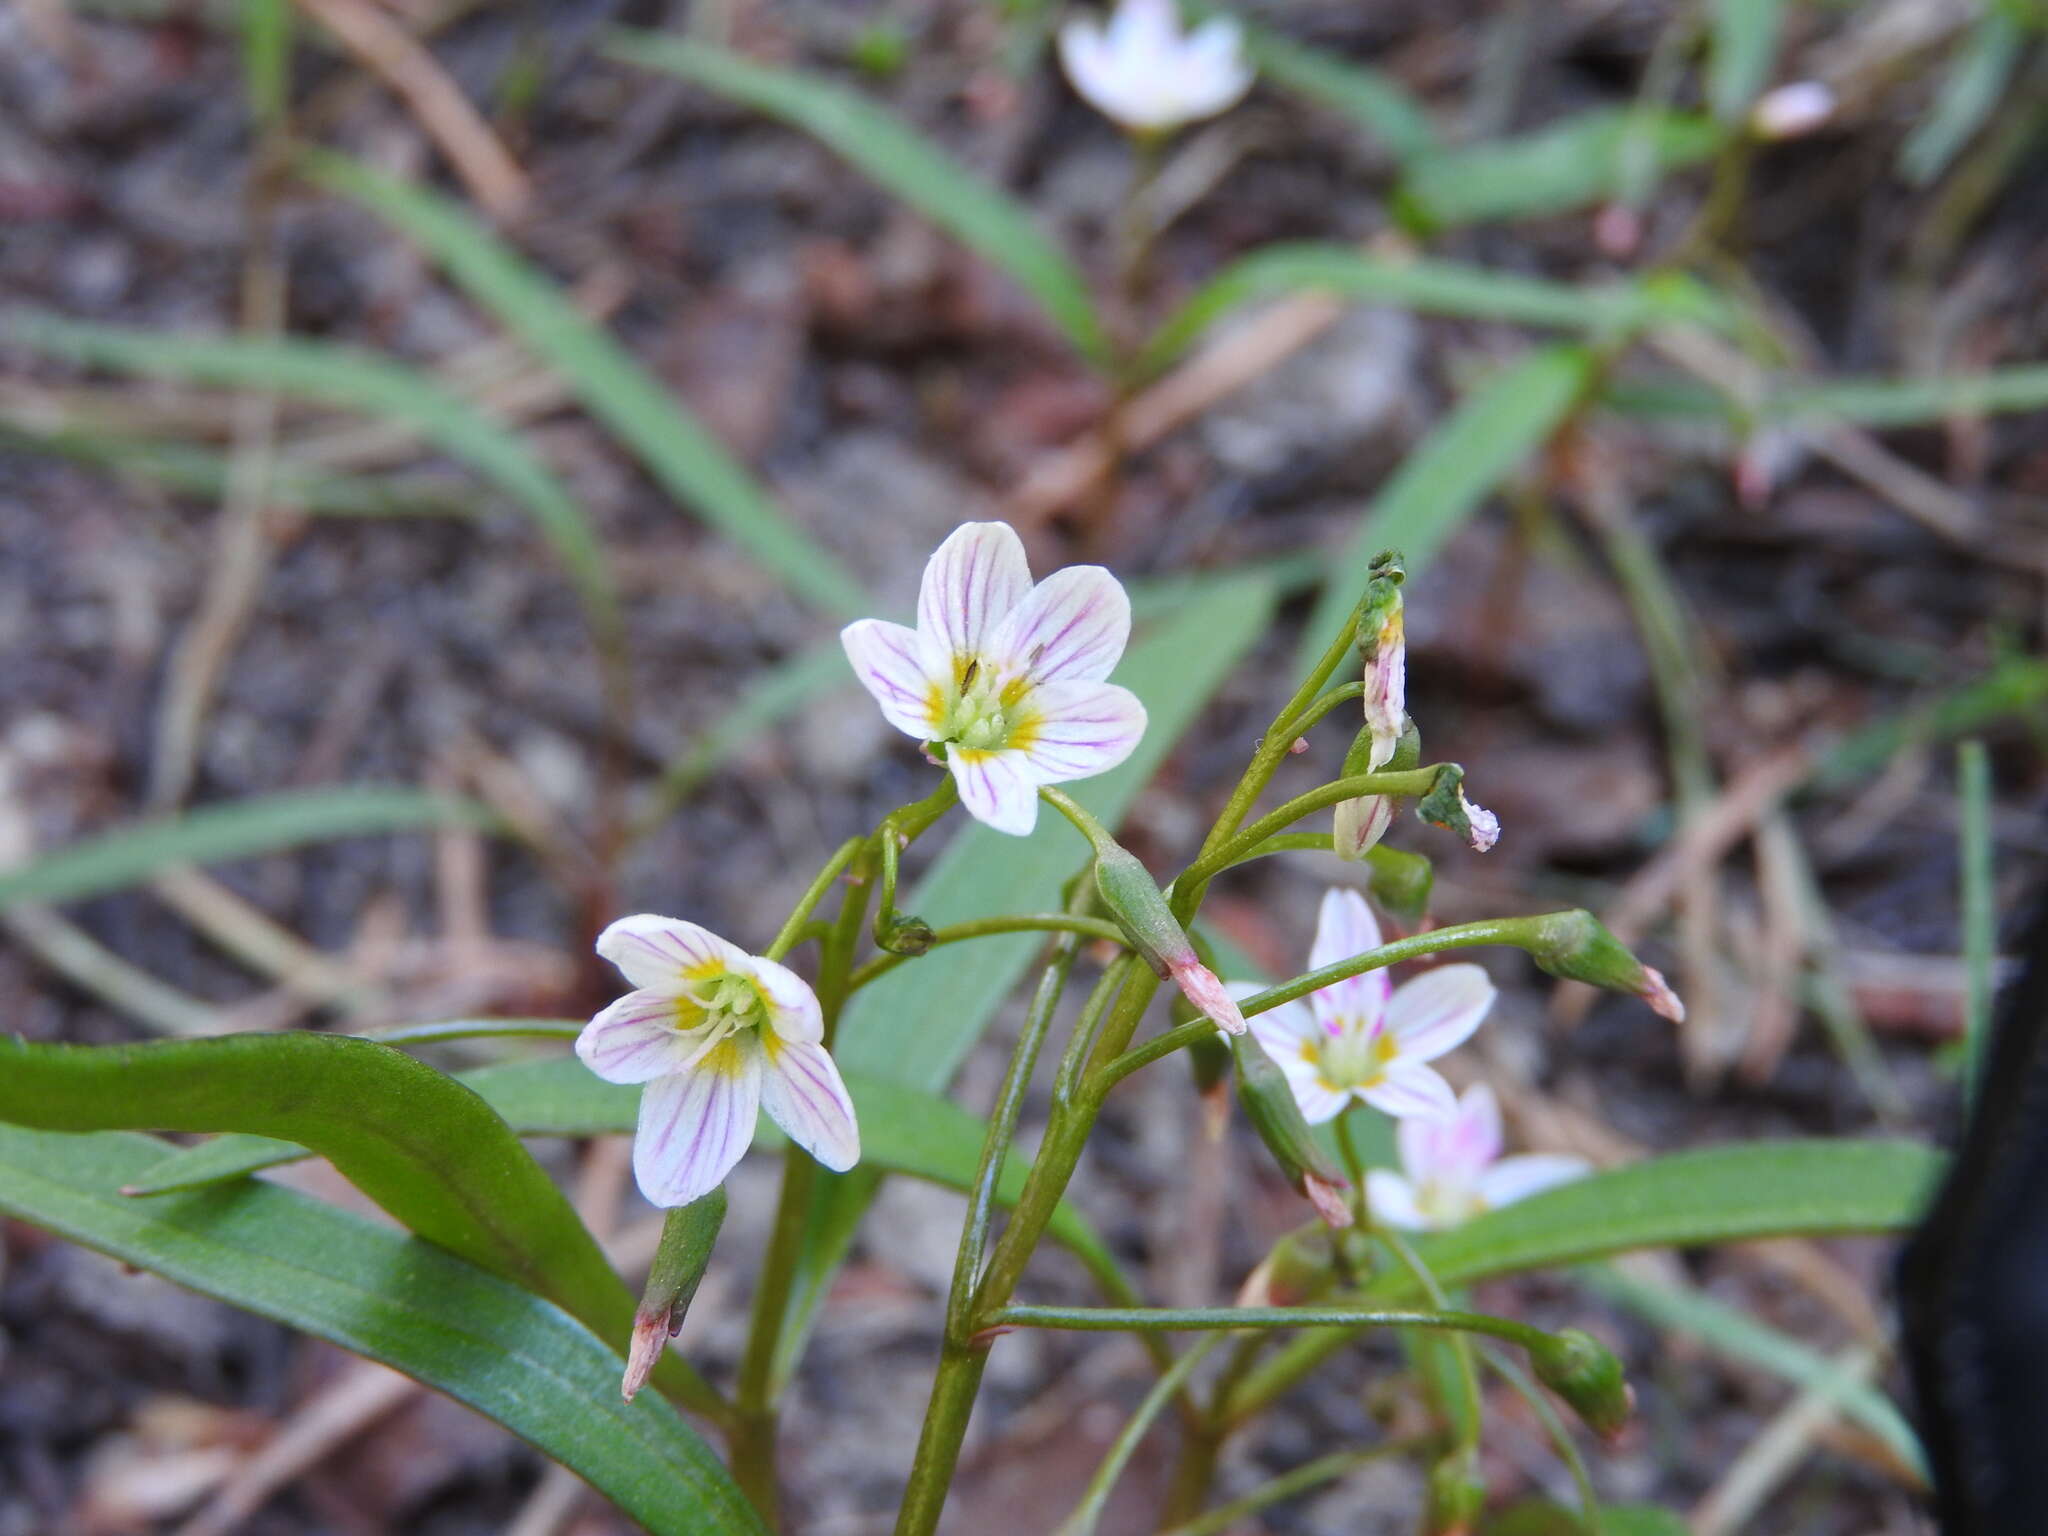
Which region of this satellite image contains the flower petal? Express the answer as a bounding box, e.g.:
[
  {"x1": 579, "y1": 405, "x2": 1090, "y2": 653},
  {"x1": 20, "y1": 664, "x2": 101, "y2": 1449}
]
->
[
  {"x1": 1396, "y1": 1082, "x2": 1499, "y2": 1184},
  {"x1": 991, "y1": 565, "x2": 1132, "y2": 685},
  {"x1": 1385, "y1": 963, "x2": 1495, "y2": 1062},
  {"x1": 1177, "y1": 17, "x2": 1255, "y2": 118},
  {"x1": 1306, "y1": 887, "x2": 1390, "y2": 1034},
  {"x1": 841, "y1": 618, "x2": 944, "y2": 741},
  {"x1": 1365, "y1": 1169, "x2": 1426, "y2": 1230},
  {"x1": 745, "y1": 953, "x2": 824, "y2": 1045},
  {"x1": 948, "y1": 746, "x2": 1041, "y2": 836},
  {"x1": 1477, "y1": 1154, "x2": 1591, "y2": 1210},
  {"x1": 576, "y1": 989, "x2": 693, "y2": 1084},
  {"x1": 1014, "y1": 681, "x2": 1146, "y2": 783},
  {"x1": 1238, "y1": 989, "x2": 1318, "y2": 1052},
  {"x1": 760, "y1": 1036, "x2": 860, "y2": 1173},
  {"x1": 918, "y1": 522, "x2": 1031, "y2": 662},
  {"x1": 1358, "y1": 1060, "x2": 1457, "y2": 1121},
  {"x1": 631, "y1": 1038, "x2": 764, "y2": 1208},
  {"x1": 596, "y1": 914, "x2": 744, "y2": 991}
]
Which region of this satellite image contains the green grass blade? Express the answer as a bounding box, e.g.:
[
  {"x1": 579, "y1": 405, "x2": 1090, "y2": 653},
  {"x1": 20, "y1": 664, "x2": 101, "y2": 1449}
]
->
[
  {"x1": 0, "y1": 787, "x2": 493, "y2": 911},
  {"x1": 1141, "y1": 244, "x2": 1723, "y2": 376},
  {"x1": 3, "y1": 311, "x2": 620, "y2": 640},
  {"x1": 599, "y1": 31, "x2": 1110, "y2": 369},
  {"x1": 1239, "y1": 24, "x2": 1437, "y2": 161},
  {"x1": 1812, "y1": 654, "x2": 2048, "y2": 789},
  {"x1": 1773, "y1": 365, "x2": 2048, "y2": 425},
  {"x1": 1294, "y1": 344, "x2": 1593, "y2": 673},
  {"x1": 0, "y1": 1125, "x2": 762, "y2": 1534},
  {"x1": 1579, "y1": 1263, "x2": 1928, "y2": 1479},
  {"x1": 1396, "y1": 109, "x2": 1721, "y2": 229},
  {"x1": 1958, "y1": 739, "x2": 1995, "y2": 1106},
  {"x1": 1899, "y1": 7, "x2": 2025, "y2": 186},
  {"x1": 299, "y1": 149, "x2": 868, "y2": 617},
  {"x1": 1709, "y1": 0, "x2": 1788, "y2": 123}
]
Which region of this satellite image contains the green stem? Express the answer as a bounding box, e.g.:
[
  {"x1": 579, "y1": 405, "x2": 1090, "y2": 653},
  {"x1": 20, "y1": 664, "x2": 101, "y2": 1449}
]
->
[
  {"x1": 986, "y1": 1304, "x2": 1557, "y2": 1350},
  {"x1": 1277, "y1": 679, "x2": 1367, "y2": 739},
  {"x1": 1179, "y1": 767, "x2": 1446, "y2": 896},
  {"x1": 1379, "y1": 1227, "x2": 1482, "y2": 1450},
  {"x1": 1958, "y1": 739, "x2": 1994, "y2": 1110},
  {"x1": 766, "y1": 837, "x2": 862, "y2": 961},
  {"x1": 1038, "y1": 784, "x2": 1119, "y2": 853},
  {"x1": 1096, "y1": 915, "x2": 1565, "y2": 1090},
  {"x1": 893, "y1": 1343, "x2": 992, "y2": 1536},
  {"x1": 846, "y1": 915, "x2": 1128, "y2": 992},
  {"x1": 1480, "y1": 1344, "x2": 1603, "y2": 1528},
  {"x1": 1056, "y1": 1336, "x2": 1222, "y2": 1536}
]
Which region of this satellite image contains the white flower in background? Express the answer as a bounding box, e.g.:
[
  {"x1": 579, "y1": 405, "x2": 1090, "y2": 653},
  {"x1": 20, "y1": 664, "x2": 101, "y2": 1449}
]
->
[
  {"x1": 577, "y1": 916, "x2": 859, "y2": 1208},
  {"x1": 1233, "y1": 888, "x2": 1495, "y2": 1123},
  {"x1": 842, "y1": 521, "x2": 1147, "y2": 837},
  {"x1": 1366, "y1": 1083, "x2": 1589, "y2": 1230},
  {"x1": 1057, "y1": 0, "x2": 1254, "y2": 134},
  {"x1": 1751, "y1": 81, "x2": 1836, "y2": 140}
]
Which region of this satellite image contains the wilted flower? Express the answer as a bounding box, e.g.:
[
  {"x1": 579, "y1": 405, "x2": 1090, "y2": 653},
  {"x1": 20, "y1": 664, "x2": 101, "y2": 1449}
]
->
[
  {"x1": 1057, "y1": 0, "x2": 1254, "y2": 134},
  {"x1": 577, "y1": 916, "x2": 859, "y2": 1208},
  {"x1": 1365, "y1": 1083, "x2": 1589, "y2": 1230},
  {"x1": 1334, "y1": 556, "x2": 1406, "y2": 860},
  {"x1": 1232, "y1": 888, "x2": 1495, "y2": 1123},
  {"x1": 842, "y1": 521, "x2": 1147, "y2": 837}
]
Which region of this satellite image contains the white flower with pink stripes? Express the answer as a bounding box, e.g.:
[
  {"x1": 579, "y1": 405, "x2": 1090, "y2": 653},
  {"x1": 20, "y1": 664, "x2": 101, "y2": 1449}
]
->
[
  {"x1": 1366, "y1": 1083, "x2": 1589, "y2": 1230},
  {"x1": 1235, "y1": 887, "x2": 1496, "y2": 1124},
  {"x1": 841, "y1": 522, "x2": 1148, "y2": 837},
  {"x1": 576, "y1": 915, "x2": 859, "y2": 1209}
]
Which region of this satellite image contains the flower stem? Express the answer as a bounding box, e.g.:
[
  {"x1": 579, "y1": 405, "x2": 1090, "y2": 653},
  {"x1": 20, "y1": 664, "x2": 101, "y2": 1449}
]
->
[
  {"x1": 984, "y1": 1303, "x2": 1557, "y2": 1351},
  {"x1": 845, "y1": 914, "x2": 1128, "y2": 992},
  {"x1": 765, "y1": 836, "x2": 863, "y2": 961}
]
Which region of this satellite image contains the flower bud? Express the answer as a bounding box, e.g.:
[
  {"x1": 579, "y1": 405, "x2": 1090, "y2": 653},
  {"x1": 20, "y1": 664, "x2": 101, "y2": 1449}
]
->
[
  {"x1": 1417, "y1": 765, "x2": 1500, "y2": 853},
  {"x1": 876, "y1": 911, "x2": 936, "y2": 956},
  {"x1": 1529, "y1": 1327, "x2": 1633, "y2": 1440},
  {"x1": 1425, "y1": 1445, "x2": 1487, "y2": 1536},
  {"x1": 1184, "y1": 1028, "x2": 1233, "y2": 1141},
  {"x1": 1095, "y1": 841, "x2": 1245, "y2": 1034},
  {"x1": 622, "y1": 1189, "x2": 726, "y2": 1402},
  {"x1": 1231, "y1": 1032, "x2": 1353, "y2": 1227},
  {"x1": 1364, "y1": 845, "x2": 1433, "y2": 927},
  {"x1": 1235, "y1": 1223, "x2": 1339, "y2": 1308},
  {"x1": 1528, "y1": 909, "x2": 1685, "y2": 1022}
]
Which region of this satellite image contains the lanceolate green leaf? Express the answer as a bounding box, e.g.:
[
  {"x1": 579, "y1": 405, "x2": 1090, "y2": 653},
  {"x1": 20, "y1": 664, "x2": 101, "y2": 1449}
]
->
[
  {"x1": 2, "y1": 312, "x2": 619, "y2": 641},
  {"x1": 1140, "y1": 245, "x2": 1714, "y2": 377},
  {"x1": 1899, "y1": 7, "x2": 2025, "y2": 186},
  {"x1": 1239, "y1": 24, "x2": 1436, "y2": 161},
  {"x1": 1397, "y1": 109, "x2": 1720, "y2": 229},
  {"x1": 1225, "y1": 1139, "x2": 1941, "y2": 1419},
  {"x1": 1709, "y1": 0, "x2": 1787, "y2": 123},
  {"x1": 0, "y1": 1125, "x2": 763, "y2": 1535},
  {"x1": 0, "y1": 788, "x2": 494, "y2": 912},
  {"x1": 124, "y1": 1056, "x2": 1119, "y2": 1278},
  {"x1": 299, "y1": 150, "x2": 868, "y2": 618},
  {"x1": 600, "y1": 31, "x2": 1110, "y2": 368},
  {"x1": 1294, "y1": 345, "x2": 1593, "y2": 673},
  {"x1": 0, "y1": 1034, "x2": 716, "y2": 1416}
]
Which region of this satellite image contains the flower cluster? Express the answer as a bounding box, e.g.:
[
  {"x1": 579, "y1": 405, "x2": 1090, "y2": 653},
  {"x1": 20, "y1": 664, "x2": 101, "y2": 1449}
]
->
[{"x1": 1237, "y1": 888, "x2": 1586, "y2": 1227}]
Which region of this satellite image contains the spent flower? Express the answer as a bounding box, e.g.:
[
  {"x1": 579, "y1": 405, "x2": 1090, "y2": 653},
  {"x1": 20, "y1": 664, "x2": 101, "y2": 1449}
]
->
[
  {"x1": 1233, "y1": 887, "x2": 1495, "y2": 1124},
  {"x1": 1334, "y1": 553, "x2": 1407, "y2": 860},
  {"x1": 1365, "y1": 1083, "x2": 1589, "y2": 1231},
  {"x1": 577, "y1": 915, "x2": 859, "y2": 1209},
  {"x1": 1057, "y1": 0, "x2": 1254, "y2": 134},
  {"x1": 842, "y1": 522, "x2": 1146, "y2": 837}
]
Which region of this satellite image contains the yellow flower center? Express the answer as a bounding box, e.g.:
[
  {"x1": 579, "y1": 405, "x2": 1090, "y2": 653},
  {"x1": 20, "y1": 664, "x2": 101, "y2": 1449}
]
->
[
  {"x1": 675, "y1": 972, "x2": 768, "y2": 1056},
  {"x1": 929, "y1": 657, "x2": 1039, "y2": 753},
  {"x1": 1304, "y1": 1026, "x2": 1398, "y2": 1092}
]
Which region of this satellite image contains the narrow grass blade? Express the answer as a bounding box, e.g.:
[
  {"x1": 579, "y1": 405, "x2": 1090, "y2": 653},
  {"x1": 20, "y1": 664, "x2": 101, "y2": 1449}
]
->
[
  {"x1": 0, "y1": 1125, "x2": 763, "y2": 1534},
  {"x1": 1774, "y1": 366, "x2": 2048, "y2": 425},
  {"x1": 1958, "y1": 739, "x2": 1995, "y2": 1106},
  {"x1": 1812, "y1": 654, "x2": 2048, "y2": 789},
  {"x1": 1295, "y1": 345, "x2": 1593, "y2": 673},
  {"x1": 3, "y1": 311, "x2": 619, "y2": 638},
  {"x1": 1580, "y1": 1263, "x2": 1928, "y2": 1481},
  {"x1": 1396, "y1": 109, "x2": 1720, "y2": 229},
  {"x1": 299, "y1": 150, "x2": 869, "y2": 617},
  {"x1": 0, "y1": 787, "x2": 494, "y2": 912},
  {"x1": 1900, "y1": 8, "x2": 2025, "y2": 186},
  {"x1": 1141, "y1": 244, "x2": 1725, "y2": 376},
  {"x1": 1709, "y1": 0, "x2": 1787, "y2": 123},
  {"x1": 600, "y1": 31, "x2": 1110, "y2": 369},
  {"x1": 1239, "y1": 24, "x2": 1436, "y2": 161}
]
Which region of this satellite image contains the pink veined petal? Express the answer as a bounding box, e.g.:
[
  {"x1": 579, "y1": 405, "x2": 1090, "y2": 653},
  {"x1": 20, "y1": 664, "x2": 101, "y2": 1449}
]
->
[
  {"x1": 918, "y1": 522, "x2": 1031, "y2": 663},
  {"x1": 1332, "y1": 793, "x2": 1394, "y2": 861},
  {"x1": 1365, "y1": 1169, "x2": 1427, "y2": 1230},
  {"x1": 596, "y1": 914, "x2": 744, "y2": 991},
  {"x1": 631, "y1": 1038, "x2": 764, "y2": 1208},
  {"x1": 760, "y1": 1036, "x2": 861, "y2": 1173},
  {"x1": 1397, "y1": 1082, "x2": 1498, "y2": 1185},
  {"x1": 1306, "y1": 886, "x2": 1390, "y2": 1036},
  {"x1": 1288, "y1": 1071, "x2": 1352, "y2": 1126},
  {"x1": 1384, "y1": 963, "x2": 1495, "y2": 1063},
  {"x1": 991, "y1": 565, "x2": 1132, "y2": 685},
  {"x1": 948, "y1": 746, "x2": 1041, "y2": 836},
  {"x1": 841, "y1": 619, "x2": 944, "y2": 741},
  {"x1": 741, "y1": 953, "x2": 824, "y2": 1045},
  {"x1": 1013, "y1": 681, "x2": 1146, "y2": 783},
  {"x1": 576, "y1": 989, "x2": 693, "y2": 1084},
  {"x1": 1240, "y1": 991, "x2": 1319, "y2": 1053},
  {"x1": 1358, "y1": 1059, "x2": 1457, "y2": 1122},
  {"x1": 1476, "y1": 1154, "x2": 1592, "y2": 1210},
  {"x1": 1456, "y1": 1082, "x2": 1504, "y2": 1167}
]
